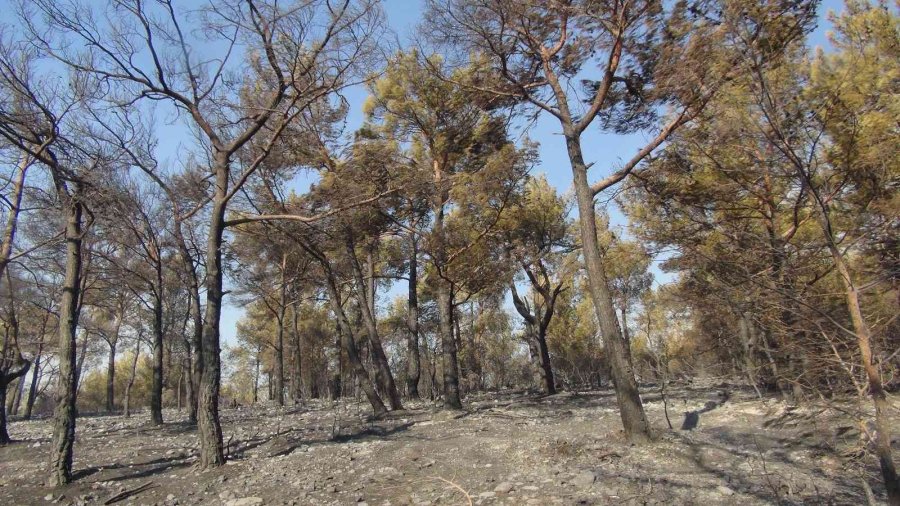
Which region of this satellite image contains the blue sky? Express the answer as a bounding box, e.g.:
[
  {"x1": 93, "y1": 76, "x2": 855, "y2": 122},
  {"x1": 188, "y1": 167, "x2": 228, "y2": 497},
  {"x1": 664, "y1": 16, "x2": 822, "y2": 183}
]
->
[{"x1": 218, "y1": 0, "x2": 847, "y2": 346}]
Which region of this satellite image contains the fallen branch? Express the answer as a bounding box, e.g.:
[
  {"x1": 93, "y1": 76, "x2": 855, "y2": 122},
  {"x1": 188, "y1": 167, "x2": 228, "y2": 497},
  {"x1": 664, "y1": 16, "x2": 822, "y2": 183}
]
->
[
  {"x1": 103, "y1": 481, "x2": 154, "y2": 505},
  {"x1": 432, "y1": 476, "x2": 473, "y2": 506}
]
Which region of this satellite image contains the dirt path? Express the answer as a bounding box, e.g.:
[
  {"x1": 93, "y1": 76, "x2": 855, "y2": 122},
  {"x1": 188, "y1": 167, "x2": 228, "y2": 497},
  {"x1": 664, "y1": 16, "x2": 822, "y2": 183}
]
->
[{"x1": 0, "y1": 385, "x2": 892, "y2": 505}]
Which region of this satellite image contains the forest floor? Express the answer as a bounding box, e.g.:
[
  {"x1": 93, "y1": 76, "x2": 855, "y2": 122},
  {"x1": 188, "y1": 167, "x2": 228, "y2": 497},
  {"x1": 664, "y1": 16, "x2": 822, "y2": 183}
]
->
[{"x1": 1, "y1": 383, "x2": 896, "y2": 505}]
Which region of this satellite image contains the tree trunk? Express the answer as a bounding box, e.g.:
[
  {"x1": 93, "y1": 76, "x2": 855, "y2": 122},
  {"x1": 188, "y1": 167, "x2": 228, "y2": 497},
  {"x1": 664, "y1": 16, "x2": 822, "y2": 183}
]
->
[
  {"x1": 74, "y1": 330, "x2": 88, "y2": 395},
  {"x1": 828, "y1": 237, "x2": 899, "y2": 503},
  {"x1": 124, "y1": 339, "x2": 141, "y2": 418},
  {"x1": 106, "y1": 340, "x2": 116, "y2": 414},
  {"x1": 0, "y1": 367, "x2": 30, "y2": 444},
  {"x1": 290, "y1": 301, "x2": 302, "y2": 404},
  {"x1": 197, "y1": 160, "x2": 227, "y2": 468},
  {"x1": 569, "y1": 135, "x2": 651, "y2": 444},
  {"x1": 24, "y1": 349, "x2": 41, "y2": 419},
  {"x1": 0, "y1": 382, "x2": 9, "y2": 444},
  {"x1": 253, "y1": 350, "x2": 260, "y2": 404},
  {"x1": 432, "y1": 159, "x2": 462, "y2": 409},
  {"x1": 436, "y1": 280, "x2": 461, "y2": 409},
  {"x1": 346, "y1": 241, "x2": 403, "y2": 410},
  {"x1": 406, "y1": 232, "x2": 421, "y2": 399},
  {"x1": 150, "y1": 292, "x2": 164, "y2": 426},
  {"x1": 323, "y1": 270, "x2": 387, "y2": 417},
  {"x1": 273, "y1": 254, "x2": 287, "y2": 407},
  {"x1": 536, "y1": 326, "x2": 556, "y2": 395},
  {"x1": 174, "y1": 218, "x2": 202, "y2": 424},
  {"x1": 0, "y1": 154, "x2": 29, "y2": 283},
  {"x1": 49, "y1": 198, "x2": 84, "y2": 485}
]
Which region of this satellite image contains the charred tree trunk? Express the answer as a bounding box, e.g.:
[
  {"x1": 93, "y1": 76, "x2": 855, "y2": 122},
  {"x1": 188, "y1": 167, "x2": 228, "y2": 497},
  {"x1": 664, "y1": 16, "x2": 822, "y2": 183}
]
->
[
  {"x1": 24, "y1": 349, "x2": 41, "y2": 419},
  {"x1": 406, "y1": 232, "x2": 421, "y2": 399},
  {"x1": 323, "y1": 270, "x2": 387, "y2": 417},
  {"x1": 436, "y1": 280, "x2": 461, "y2": 409},
  {"x1": 273, "y1": 254, "x2": 288, "y2": 407},
  {"x1": 197, "y1": 161, "x2": 227, "y2": 468},
  {"x1": 346, "y1": 241, "x2": 402, "y2": 410},
  {"x1": 124, "y1": 339, "x2": 141, "y2": 418},
  {"x1": 0, "y1": 364, "x2": 30, "y2": 444},
  {"x1": 253, "y1": 349, "x2": 260, "y2": 404},
  {"x1": 174, "y1": 219, "x2": 201, "y2": 424},
  {"x1": 150, "y1": 292, "x2": 164, "y2": 425},
  {"x1": 432, "y1": 160, "x2": 461, "y2": 409},
  {"x1": 290, "y1": 301, "x2": 302, "y2": 404},
  {"x1": 49, "y1": 198, "x2": 84, "y2": 485},
  {"x1": 105, "y1": 303, "x2": 125, "y2": 414},
  {"x1": 569, "y1": 135, "x2": 650, "y2": 443},
  {"x1": 106, "y1": 340, "x2": 116, "y2": 414}
]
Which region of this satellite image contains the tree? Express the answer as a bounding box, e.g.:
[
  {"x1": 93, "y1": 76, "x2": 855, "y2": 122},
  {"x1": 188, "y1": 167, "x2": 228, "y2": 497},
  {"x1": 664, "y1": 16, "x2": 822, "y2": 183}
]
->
[
  {"x1": 624, "y1": 2, "x2": 898, "y2": 498},
  {"x1": 504, "y1": 176, "x2": 575, "y2": 394},
  {"x1": 427, "y1": 0, "x2": 817, "y2": 443},
  {"x1": 364, "y1": 51, "x2": 531, "y2": 408},
  {"x1": 23, "y1": 0, "x2": 386, "y2": 469},
  {"x1": 0, "y1": 33, "x2": 124, "y2": 483}
]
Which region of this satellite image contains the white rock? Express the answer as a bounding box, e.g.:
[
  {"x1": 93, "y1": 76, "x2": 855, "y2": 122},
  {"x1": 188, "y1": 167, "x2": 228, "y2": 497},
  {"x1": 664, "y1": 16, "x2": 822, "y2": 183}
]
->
[
  {"x1": 224, "y1": 497, "x2": 264, "y2": 506},
  {"x1": 716, "y1": 485, "x2": 735, "y2": 496},
  {"x1": 571, "y1": 471, "x2": 596, "y2": 488},
  {"x1": 494, "y1": 482, "x2": 514, "y2": 494}
]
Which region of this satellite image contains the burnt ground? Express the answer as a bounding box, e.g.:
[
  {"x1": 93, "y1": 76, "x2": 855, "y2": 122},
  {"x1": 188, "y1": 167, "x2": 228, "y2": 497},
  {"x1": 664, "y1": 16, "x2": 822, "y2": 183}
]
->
[{"x1": 1, "y1": 383, "x2": 896, "y2": 505}]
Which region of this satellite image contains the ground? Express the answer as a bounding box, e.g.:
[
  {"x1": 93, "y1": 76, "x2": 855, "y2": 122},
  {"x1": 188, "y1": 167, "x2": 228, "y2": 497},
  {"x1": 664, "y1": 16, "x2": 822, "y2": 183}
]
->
[{"x1": 1, "y1": 383, "x2": 895, "y2": 505}]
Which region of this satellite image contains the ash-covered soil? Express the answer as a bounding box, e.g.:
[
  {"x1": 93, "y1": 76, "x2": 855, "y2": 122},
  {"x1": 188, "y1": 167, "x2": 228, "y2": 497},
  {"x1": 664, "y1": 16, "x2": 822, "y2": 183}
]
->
[{"x1": 1, "y1": 384, "x2": 895, "y2": 505}]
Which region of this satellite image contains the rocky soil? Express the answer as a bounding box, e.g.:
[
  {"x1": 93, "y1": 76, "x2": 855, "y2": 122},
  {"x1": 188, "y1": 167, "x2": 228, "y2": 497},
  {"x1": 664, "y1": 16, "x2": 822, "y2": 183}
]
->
[{"x1": 1, "y1": 384, "x2": 895, "y2": 505}]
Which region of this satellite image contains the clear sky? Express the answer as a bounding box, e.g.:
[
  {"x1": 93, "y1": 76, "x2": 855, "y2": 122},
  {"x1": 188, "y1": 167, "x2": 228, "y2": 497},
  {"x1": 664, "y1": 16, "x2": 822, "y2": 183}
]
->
[{"x1": 218, "y1": 0, "x2": 848, "y2": 346}]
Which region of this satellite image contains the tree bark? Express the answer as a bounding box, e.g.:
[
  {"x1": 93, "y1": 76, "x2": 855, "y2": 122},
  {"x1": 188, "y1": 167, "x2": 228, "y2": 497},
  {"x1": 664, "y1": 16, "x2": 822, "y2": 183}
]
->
[
  {"x1": 174, "y1": 219, "x2": 201, "y2": 424},
  {"x1": 436, "y1": 280, "x2": 461, "y2": 409},
  {"x1": 322, "y1": 269, "x2": 387, "y2": 417},
  {"x1": 0, "y1": 364, "x2": 30, "y2": 444},
  {"x1": 0, "y1": 154, "x2": 29, "y2": 283},
  {"x1": 406, "y1": 232, "x2": 421, "y2": 399},
  {"x1": 273, "y1": 254, "x2": 287, "y2": 407},
  {"x1": 124, "y1": 339, "x2": 141, "y2": 418},
  {"x1": 197, "y1": 160, "x2": 227, "y2": 468},
  {"x1": 569, "y1": 134, "x2": 651, "y2": 443},
  {"x1": 49, "y1": 198, "x2": 84, "y2": 485},
  {"x1": 24, "y1": 348, "x2": 41, "y2": 419},
  {"x1": 290, "y1": 301, "x2": 302, "y2": 404},
  {"x1": 106, "y1": 340, "x2": 117, "y2": 414},
  {"x1": 150, "y1": 290, "x2": 164, "y2": 426},
  {"x1": 825, "y1": 229, "x2": 899, "y2": 504},
  {"x1": 432, "y1": 160, "x2": 462, "y2": 409},
  {"x1": 346, "y1": 240, "x2": 403, "y2": 410}
]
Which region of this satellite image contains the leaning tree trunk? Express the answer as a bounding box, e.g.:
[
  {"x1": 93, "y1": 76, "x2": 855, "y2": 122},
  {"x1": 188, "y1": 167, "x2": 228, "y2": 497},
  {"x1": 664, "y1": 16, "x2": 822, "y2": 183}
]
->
[
  {"x1": 49, "y1": 198, "x2": 84, "y2": 486},
  {"x1": 323, "y1": 271, "x2": 387, "y2": 417},
  {"x1": 536, "y1": 326, "x2": 556, "y2": 395},
  {"x1": 346, "y1": 242, "x2": 403, "y2": 410},
  {"x1": 569, "y1": 135, "x2": 651, "y2": 444},
  {"x1": 24, "y1": 348, "x2": 41, "y2": 419},
  {"x1": 826, "y1": 234, "x2": 899, "y2": 504},
  {"x1": 197, "y1": 162, "x2": 227, "y2": 468},
  {"x1": 0, "y1": 153, "x2": 29, "y2": 283},
  {"x1": 406, "y1": 232, "x2": 421, "y2": 399}
]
